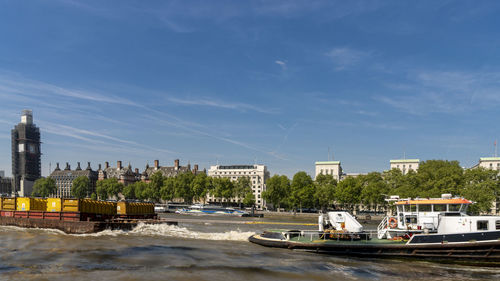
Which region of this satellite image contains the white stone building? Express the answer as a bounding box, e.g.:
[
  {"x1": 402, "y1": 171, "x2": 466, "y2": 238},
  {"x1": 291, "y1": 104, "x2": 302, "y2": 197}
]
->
[
  {"x1": 475, "y1": 157, "x2": 500, "y2": 171},
  {"x1": 315, "y1": 161, "x2": 342, "y2": 181},
  {"x1": 390, "y1": 159, "x2": 419, "y2": 175},
  {"x1": 207, "y1": 165, "x2": 270, "y2": 210}
]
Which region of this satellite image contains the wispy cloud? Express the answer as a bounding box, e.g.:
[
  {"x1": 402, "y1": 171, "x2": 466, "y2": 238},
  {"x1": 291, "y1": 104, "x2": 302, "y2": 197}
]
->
[
  {"x1": 167, "y1": 97, "x2": 279, "y2": 114},
  {"x1": 377, "y1": 70, "x2": 500, "y2": 115},
  {"x1": 325, "y1": 47, "x2": 370, "y2": 70},
  {"x1": 275, "y1": 60, "x2": 287, "y2": 70},
  {"x1": 0, "y1": 75, "x2": 140, "y2": 107}
]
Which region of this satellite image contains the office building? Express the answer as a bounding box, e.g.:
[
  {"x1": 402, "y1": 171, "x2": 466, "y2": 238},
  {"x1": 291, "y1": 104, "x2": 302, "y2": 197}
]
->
[
  {"x1": 141, "y1": 159, "x2": 203, "y2": 181},
  {"x1": 49, "y1": 162, "x2": 98, "y2": 198},
  {"x1": 315, "y1": 161, "x2": 342, "y2": 181},
  {"x1": 207, "y1": 164, "x2": 269, "y2": 210},
  {"x1": 474, "y1": 157, "x2": 500, "y2": 171},
  {"x1": 390, "y1": 159, "x2": 419, "y2": 175},
  {"x1": 98, "y1": 161, "x2": 138, "y2": 186}
]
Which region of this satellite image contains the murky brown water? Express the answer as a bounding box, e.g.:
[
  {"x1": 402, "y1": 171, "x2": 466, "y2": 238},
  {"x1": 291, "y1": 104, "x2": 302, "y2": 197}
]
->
[{"x1": 0, "y1": 214, "x2": 499, "y2": 280}]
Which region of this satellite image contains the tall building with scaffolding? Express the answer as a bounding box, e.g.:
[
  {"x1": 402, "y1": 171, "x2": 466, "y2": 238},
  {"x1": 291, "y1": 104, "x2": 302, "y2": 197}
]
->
[{"x1": 11, "y1": 110, "x2": 41, "y2": 196}]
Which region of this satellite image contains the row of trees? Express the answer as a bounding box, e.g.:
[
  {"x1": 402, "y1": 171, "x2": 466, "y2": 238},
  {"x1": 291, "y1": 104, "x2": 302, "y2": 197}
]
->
[
  {"x1": 31, "y1": 160, "x2": 500, "y2": 214},
  {"x1": 32, "y1": 172, "x2": 256, "y2": 207},
  {"x1": 263, "y1": 160, "x2": 500, "y2": 214}
]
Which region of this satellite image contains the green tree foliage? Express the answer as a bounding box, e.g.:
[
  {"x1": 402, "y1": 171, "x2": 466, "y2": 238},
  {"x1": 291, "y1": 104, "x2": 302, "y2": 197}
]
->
[
  {"x1": 314, "y1": 174, "x2": 337, "y2": 210},
  {"x1": 290, "y1": 171, "x2": 314, "y2": 211},
  {"x1": 122, "y1": 183, "x2": 136, "y2": 199},
  {"x1": 359, "y1": 172, "x2": 388, "y2": 207},
  {"x1": 461, "y1": 168, "x2": 499, "y2": 214},
  {"x1": 233, "y1": 176, "x2": 252, "y2": 208},
  {"x1": 160, "y1": 177, "x2": 176, "y2": 201},
  {"x1": 335, "y1": 176, "x2": 362, "y2": 212},
  {"x1": 174, "y1": 172, "x2": 195, "y2": 203},
  {"x1": 96, "y1": 183, "x2": 108, "y2": 200},
  {"x1": 413, "y1": 160, "x2": 464, "y2": 197},
  {"x1": 148, "y1": 171, "x2": 164, "y2": 202},
  {"x1": 191, "y1": 173, "x2": 209, "y2": 203},
  {"x1": 243, "y1": 191, "x2": 255, "y2": 207},
  {"x1": 31, "y1": 177, "x2": 57, "y2": 197},
  {"x1": 211, "y1": 177, "x2": 234, "y2": 205},
  {"x1": 90, "y1": 193, "x2": 97, "y2": 200},
  {"x1": 262, "y1": 175, "x2": 290, "y2": 210},
  {"x1": 72, "y1": 176, "x2": 90, "y2": 199},
  {"x1": 96, "y1": 178, "x2": 124, "y2": 200},
  {"x1": 134, "y1": 181, "x2": 149, "y2": 200}
]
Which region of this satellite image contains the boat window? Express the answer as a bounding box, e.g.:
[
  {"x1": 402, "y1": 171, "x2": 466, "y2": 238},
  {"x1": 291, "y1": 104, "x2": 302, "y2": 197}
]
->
[
  {"x1": 405, "y1": 216, "x2": 417, "y2": 224},
  {"x1": 397, "y1": 205, "x2": 403, "y2": 213},
  {"x1": 449, "y1": 204, "x2": 461, "y2": 212},
  {"x1": 409, "y1": 205, "x2": 417, "y2": 212},
  {"x1": 477, "y1": 220, "x2": 489, "y2": 231},
  {"x1": 496, "y1": 220, "x2": 500, "y2": 230},
  {"x1": 433, "y1": 204, "x2": 446, "y2": 212},
  {"x1": 419, "y1": 204, "x2": 431, "y2": 212}
]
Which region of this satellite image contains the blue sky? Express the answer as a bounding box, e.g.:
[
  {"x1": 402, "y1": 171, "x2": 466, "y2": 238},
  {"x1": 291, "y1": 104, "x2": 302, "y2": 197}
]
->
[{"x1": 1, "y1": 0, "x2": 500, "y2": 177}]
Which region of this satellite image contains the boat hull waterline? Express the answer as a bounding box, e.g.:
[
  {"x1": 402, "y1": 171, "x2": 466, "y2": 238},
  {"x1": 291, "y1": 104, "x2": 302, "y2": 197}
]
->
[{"x1": 249, "y1": 231, "x2": 500, "y2": 264}]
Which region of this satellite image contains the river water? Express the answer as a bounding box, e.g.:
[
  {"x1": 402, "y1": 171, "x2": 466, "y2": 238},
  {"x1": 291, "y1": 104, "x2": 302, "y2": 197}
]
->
[{"x1": 0, "y1": 213, "x2": 499, "y2": 281}]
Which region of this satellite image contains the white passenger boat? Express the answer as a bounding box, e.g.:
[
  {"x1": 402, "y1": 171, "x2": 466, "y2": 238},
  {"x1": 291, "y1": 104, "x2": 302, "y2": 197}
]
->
[{"x1": 175, "y1": 204, "x2": 249, "y2": 216}]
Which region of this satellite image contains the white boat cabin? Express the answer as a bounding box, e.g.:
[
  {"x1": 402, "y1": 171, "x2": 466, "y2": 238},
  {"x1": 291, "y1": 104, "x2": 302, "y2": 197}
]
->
[
  {"x1": 392, "y1": 196, "x2": 472, "y2": 231},
  {"x1": 378, "y1": 194, "x2": 500, "y2": 239}
]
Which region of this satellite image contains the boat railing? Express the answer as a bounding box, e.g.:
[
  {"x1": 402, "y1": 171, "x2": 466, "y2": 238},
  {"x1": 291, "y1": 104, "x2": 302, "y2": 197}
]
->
[
  {"x1": 377, "y1": 216, "x2": 389, "y2": 239},
  {"x1": 289, "y1": 229, "x2": 377, "y2": 242}
]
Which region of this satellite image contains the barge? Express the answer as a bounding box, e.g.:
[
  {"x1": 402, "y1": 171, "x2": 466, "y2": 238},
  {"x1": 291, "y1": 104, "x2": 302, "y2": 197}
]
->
[
  {"x1": 249, "y1": 195, "x2": 500, "y2": 265},
  {"x1": 0, "y1": 198, "x2": 177, "y2": 234}
]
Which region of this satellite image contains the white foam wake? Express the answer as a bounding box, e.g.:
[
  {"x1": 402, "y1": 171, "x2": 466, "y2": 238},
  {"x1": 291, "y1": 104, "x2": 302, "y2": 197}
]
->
[
  {"x1": 68, "y1": 223, "x2": 254, "y2": 241},
  {"x1": 1, "y1": 223, "x2": 255, "y2": 241},
  {"x1": 129, "y1": 222, "x2": 255, "y2": 241}
]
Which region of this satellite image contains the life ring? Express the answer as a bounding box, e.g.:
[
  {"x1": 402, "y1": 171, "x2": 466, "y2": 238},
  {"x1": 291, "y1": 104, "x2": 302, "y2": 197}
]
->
[{"x1": 388, "y1": 217, "x2": 398, "y2": 228}]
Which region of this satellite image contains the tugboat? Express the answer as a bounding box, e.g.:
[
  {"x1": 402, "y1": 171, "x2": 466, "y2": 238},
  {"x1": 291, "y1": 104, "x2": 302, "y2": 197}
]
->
[{"x1": 249, "y1": 194, "x2": 500, "y2": 265}]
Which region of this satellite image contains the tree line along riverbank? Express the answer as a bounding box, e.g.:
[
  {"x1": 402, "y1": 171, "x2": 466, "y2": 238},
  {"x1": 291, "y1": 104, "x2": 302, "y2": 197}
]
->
[{"x1": 29, "y1": 160, "x2": 499, "y2": 214}]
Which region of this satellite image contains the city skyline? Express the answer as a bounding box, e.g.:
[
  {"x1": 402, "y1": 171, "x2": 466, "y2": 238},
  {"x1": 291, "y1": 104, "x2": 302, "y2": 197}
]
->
[{"x1": 1, "y1": 1, "x2": 500, "y2": 177}]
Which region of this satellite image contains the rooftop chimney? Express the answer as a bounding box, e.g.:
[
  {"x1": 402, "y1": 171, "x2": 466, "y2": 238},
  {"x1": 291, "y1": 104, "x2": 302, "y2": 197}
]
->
[
  {"x1": 174, "y1": 159, "x2": 179, "y2": 170},
  {"x1": 135, "y1": 168, "x2": 139, "y2": 174},
  {"x1": 65, "y1": 162, "x2": 70, "y2": 170},
  {"x1": 105, "y1": 162, "x2": 109, "y2": 169},
  {"x1": 98, "y1": 164, "x2": 102, "y2": 170},
  {"x1": 154, "y1": 160, "x2": 159, "y2": 170},
  {"x1": 117, "y1": 160, "x2": 122, "y2": 170},
  {"x1": 86, "y1": 162, "x2": 92, "y2": 170},
  {"x1": 55, "y1": 163, "x2": 61, "y2": 171},
  {"x1": 76, "y1": 162, "x2": 82, "y2": 170},
  {"x1": 194, "y1": 164, "x2": 199, "y2": 173}
]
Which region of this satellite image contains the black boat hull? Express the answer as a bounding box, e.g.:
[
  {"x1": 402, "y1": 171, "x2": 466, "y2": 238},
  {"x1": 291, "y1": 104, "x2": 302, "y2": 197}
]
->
[{"x1": 249, "y1": 234, "x2": 500, "y2": 265}]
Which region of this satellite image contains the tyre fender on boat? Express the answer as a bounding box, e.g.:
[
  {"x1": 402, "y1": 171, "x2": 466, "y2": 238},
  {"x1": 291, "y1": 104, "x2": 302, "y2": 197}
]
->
[{"x1": 388, "y1": 217, "x2": 398, "y2": 228}]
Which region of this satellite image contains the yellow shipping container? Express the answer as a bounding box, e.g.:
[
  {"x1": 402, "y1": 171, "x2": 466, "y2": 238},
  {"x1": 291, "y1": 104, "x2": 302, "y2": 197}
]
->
[
  {"x1": 117, "y1": 201, "x2": 127, "y2": 215},
  {"x1": 1, "y1": 198, "x2": 16, "y2": 210},
  {"x1": 62, "y1": 198, "x2": 81, "y2": 212},
  {"x1": 47, "y1": 198, "x2": 62, "y2": 212},
  {"x1": 16, "y1": 198, "x2": 47, "y2": 211}
]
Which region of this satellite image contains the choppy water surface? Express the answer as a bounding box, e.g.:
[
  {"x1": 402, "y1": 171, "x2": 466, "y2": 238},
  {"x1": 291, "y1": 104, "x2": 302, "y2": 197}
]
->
[{"x1": 0, "y1": 214, "x2": 499, "y2": 281}]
